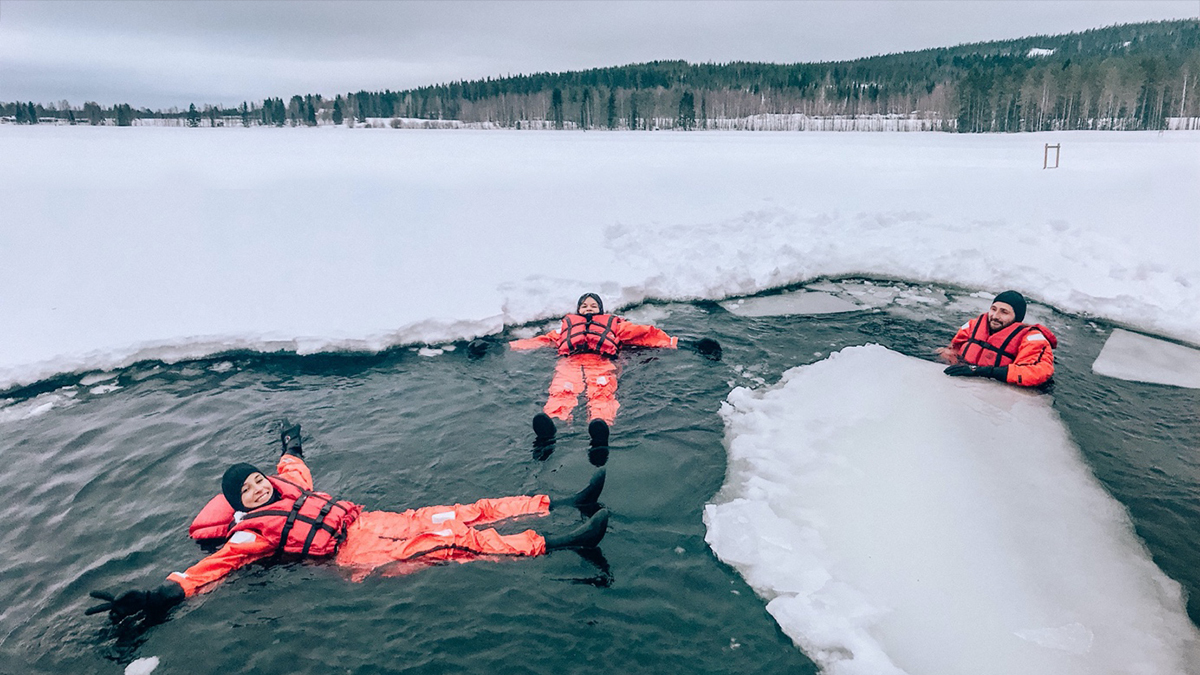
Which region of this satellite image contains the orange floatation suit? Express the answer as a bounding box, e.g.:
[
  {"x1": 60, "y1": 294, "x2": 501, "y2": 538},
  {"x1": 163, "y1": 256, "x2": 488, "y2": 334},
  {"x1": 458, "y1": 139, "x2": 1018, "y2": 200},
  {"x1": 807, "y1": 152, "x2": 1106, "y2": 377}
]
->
[
  {"x1": 949, "y1": 313, "x2": 1058, "y2": 387},
  {"x1": 509, "y1": 312, "x2": 677, "y2": 424},
  {"x1": 171, "y1": 454, "x2": 550, "y2": 596}
]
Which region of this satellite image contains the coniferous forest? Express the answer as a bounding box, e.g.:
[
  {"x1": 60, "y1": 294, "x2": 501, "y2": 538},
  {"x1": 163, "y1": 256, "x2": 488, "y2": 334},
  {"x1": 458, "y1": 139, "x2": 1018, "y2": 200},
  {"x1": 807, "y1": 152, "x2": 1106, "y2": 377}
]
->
[{"x1": 4, "y1": 20, "x2": 1197, "y2": 132}]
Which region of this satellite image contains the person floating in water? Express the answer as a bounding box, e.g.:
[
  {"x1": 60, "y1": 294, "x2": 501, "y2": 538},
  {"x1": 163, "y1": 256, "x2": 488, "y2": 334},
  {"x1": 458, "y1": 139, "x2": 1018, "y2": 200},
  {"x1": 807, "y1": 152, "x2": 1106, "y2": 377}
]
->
[
  {"x1": 937, "y1": 290, "x2": 1057, "y2": 387},
  {"x1": 508, "y1": 293, "x2": 720, "y2": 444},
  {"x1": 85, "y1": 423, "x2": 609, "y2": 623}
]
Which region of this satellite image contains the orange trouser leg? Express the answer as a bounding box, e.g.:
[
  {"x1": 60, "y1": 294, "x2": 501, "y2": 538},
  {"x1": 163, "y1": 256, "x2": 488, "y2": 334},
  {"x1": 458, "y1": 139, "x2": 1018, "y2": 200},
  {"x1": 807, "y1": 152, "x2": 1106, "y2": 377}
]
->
[
  {"x1": 543, "y1": 357, "x2": 586, "y2": 422},
  {"x1": 581, "y1": 357, "x2": 619, "y2": 424},
  {"x1": 335, "y1": 496, "x2": 550, "y2": 570}
]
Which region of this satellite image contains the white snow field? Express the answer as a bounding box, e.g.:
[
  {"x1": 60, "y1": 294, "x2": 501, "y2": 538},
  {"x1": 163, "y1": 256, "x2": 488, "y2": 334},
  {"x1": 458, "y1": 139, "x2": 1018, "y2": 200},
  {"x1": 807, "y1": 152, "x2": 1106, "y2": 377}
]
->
[
  {"x1": 1092, "y1": 329, "x2": 1200, "y2": 389},
  {"x1": 0, "y1": 127, "x2": 1197, "y2": 391},
  {"x1": 705, "y1": 346, "x2": 1200, "y2": 675}
]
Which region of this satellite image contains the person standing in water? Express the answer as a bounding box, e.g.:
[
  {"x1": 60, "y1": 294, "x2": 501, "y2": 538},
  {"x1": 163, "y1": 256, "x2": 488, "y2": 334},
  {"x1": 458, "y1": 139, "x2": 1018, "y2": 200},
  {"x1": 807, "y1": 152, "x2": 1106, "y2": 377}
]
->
[
  {"x1": 937, "y1": 290, "x2": 1057, "y2": 387},
  {"x1": 85, "y1": 423, "x2": 608, "y2": 623},
  {"x1": 508, "y1": 293, "x2": 720, "y2": 449}
]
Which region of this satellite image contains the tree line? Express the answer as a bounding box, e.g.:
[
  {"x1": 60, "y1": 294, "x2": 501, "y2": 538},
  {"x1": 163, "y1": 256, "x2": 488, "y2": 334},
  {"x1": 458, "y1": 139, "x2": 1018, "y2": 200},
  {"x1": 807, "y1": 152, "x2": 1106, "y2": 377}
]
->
[{"x1": 3, "y1": 19, "x2": 1196, "y2": 132}]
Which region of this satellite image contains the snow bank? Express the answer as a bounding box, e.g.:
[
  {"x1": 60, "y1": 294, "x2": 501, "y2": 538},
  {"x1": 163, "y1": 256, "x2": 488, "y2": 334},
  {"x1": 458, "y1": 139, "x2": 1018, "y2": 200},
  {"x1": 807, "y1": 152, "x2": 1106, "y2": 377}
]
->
[
  {"x1": 1, "y1": 127, "x2": 1196, "y2": 391},
  {"x1": 1093, "y1": 328, "x2": 1200, "y2": 389},
  {"x1": 705, "y1": 345, "x2": 1200, "y2": 675}
]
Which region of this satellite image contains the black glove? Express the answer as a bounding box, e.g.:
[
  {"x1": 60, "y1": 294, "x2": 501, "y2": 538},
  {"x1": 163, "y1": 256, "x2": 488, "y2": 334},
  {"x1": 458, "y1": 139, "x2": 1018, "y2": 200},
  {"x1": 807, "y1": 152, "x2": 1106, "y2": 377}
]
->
[
  {"x1": 681, "y1": 338, "x2": 722, "y2": 361},
  {"x1": 943, "y1": 365, "x2": 1007, "y2": 381},
  {"x1": 86, "y1": 582, "x2": 185, "y2": 621}
]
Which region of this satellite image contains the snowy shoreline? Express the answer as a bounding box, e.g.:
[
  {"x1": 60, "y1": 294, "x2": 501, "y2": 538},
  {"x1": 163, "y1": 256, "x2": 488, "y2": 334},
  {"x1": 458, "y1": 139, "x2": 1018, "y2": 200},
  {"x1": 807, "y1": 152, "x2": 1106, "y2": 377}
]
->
[{"x1": 1, "y1": 127, "x2": 1196, "y2": 393}]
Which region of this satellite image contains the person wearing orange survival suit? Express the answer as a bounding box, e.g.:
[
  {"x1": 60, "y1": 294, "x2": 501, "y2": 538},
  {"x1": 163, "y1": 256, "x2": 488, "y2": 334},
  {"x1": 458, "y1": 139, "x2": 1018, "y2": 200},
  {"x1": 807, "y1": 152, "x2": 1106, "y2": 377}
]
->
[
  {"x1": 508, "y1": 293, "x2": 721, "y2": 441},
  {"x1": 85, "y1": 423, "x2": 609, "y2": 622},
  {"x1": 936, "y1": 290, "x2": 1057, "y2": 387}
]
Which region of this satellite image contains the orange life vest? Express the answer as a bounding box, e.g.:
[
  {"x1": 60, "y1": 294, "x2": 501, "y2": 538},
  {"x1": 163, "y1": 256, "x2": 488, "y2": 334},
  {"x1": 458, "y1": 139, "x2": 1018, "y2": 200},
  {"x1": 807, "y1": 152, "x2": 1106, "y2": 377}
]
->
[
  {"x1": 557, "y1": 313, "x2": 623, "y2": 357},
  {"x1": 228, "y1": 476, "x2": 361, "y2": 557},
  {"x1": 957, "y1": 314, "x2": 1055, "y2": 367}
]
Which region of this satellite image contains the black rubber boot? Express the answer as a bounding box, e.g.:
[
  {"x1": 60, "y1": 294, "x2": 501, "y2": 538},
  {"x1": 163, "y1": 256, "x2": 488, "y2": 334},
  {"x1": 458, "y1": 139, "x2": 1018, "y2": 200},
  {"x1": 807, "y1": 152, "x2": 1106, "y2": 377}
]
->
[
  {"x1": 550, "y1": 468, "x2": 605, "y2": 510},
  {"x1": 280, "y1": 421, "x2": 302, "y2": 457},
  {"x1": 533, "y1": 413, "x2": 557, "y2": 441},
  {"x1": 544, "y1": 509, "x2": 610, "y2": 550},
  {"x1": 587, "y1": 419, "x2": 609, "y2": 447}
]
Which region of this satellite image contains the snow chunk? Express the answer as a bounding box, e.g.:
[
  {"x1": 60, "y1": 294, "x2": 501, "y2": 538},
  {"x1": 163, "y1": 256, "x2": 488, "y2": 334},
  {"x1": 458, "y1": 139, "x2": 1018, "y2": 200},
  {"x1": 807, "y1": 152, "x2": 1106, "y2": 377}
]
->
[
  {"x1": 1027, "y1": 48, "x2": 1056, "y2": 57},
  {"x1": 1092, "y1": 328, "x2": 1200, "y2": 389},
  {"x1": 125, "y1": 656, "x2": 159, "y2": 675},
  {"x1": 721, "y1": 291, "x2": 862, "y2": 317},
  {"x1": 705, "y1": 345, "x2": 1200, "y2": 675}
]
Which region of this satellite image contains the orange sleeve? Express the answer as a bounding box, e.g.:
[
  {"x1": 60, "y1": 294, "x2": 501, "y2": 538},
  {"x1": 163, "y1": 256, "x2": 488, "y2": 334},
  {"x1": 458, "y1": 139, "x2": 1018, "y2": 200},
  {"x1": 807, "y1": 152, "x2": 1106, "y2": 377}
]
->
[
  {"x1": 509, "y1": 330, "x2": 560, "y2": 351},
  {"x1": 1005, "y1": 330, "x2": 1055, "y2": 387},
  {"x1": 166, "y1": 533, "x2": 275, "y2": 597},
  {"x1": 276, "y1": 454, "x2": 313, "y2": 490},
  {"x1": 614, "y1": 321, "x2": 678, "y2": 349}
]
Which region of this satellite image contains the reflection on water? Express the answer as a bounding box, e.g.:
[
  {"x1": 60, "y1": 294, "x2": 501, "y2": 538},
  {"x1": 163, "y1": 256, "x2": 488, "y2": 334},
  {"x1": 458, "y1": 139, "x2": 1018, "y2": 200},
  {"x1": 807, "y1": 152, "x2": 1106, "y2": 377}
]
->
[{"x1": 0, "y1": 278, "x2": 1196, "y2": 674}]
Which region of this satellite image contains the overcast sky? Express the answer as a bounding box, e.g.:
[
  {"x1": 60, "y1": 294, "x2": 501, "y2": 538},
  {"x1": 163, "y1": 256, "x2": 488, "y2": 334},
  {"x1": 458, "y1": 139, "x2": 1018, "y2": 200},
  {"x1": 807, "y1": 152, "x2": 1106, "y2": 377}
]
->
[{"x1": 1, "y1": 0, "x2": 1196, "y2": 109}]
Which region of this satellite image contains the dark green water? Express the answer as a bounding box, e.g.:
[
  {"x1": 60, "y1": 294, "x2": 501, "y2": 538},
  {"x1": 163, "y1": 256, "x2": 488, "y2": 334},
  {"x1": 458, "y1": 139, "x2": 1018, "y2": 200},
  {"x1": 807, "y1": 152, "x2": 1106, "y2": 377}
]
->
[{"x1": 0, "y1": 279, "x2": 1196, "y2": 674}]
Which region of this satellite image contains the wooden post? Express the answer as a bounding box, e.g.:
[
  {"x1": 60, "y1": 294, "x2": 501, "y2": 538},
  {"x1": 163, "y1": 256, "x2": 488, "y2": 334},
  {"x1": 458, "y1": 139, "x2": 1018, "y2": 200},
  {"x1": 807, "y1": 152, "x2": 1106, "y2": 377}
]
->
[{"x1": 1043, "y1": 143, "x2": 1060, "y2": 169}]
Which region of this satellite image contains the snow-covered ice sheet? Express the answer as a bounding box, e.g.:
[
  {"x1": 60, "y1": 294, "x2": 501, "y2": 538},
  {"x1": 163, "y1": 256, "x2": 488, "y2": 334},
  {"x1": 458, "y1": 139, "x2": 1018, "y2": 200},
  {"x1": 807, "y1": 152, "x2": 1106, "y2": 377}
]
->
[
  {"x1": 1, "y1": 127, "x2": 1197, "y2": 390},
  {"x1": 721, "y1": 291, "x2": 863, "y2": 316},
  {"x1": 1092, "y1": 329, "x2": 1200, "y2": 389},
  {"x1": 705, "y1": 345, "x2": 1200, "y2": 675}
]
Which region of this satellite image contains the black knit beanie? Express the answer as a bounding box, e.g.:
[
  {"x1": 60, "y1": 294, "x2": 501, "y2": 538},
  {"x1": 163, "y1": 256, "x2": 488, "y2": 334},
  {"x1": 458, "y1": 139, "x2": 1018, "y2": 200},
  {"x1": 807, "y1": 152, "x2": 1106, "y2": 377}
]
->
[
  {"x1": 222, "y1": 463, "x2": 263, "y2": 511},
  {"x1": 992, "y1": 290, "x2": 1027, "y2": 323},
  {"x1": 577, "y1": 293, "x2": 604, "y2": 314}
]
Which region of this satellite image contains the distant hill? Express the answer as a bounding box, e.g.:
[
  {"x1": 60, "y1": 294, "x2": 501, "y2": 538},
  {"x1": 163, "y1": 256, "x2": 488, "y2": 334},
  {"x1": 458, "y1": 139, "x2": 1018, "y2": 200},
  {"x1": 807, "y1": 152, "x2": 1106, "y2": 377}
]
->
[{"x1": 4, "y1": 19, "x2": 1198, "y2": 132}]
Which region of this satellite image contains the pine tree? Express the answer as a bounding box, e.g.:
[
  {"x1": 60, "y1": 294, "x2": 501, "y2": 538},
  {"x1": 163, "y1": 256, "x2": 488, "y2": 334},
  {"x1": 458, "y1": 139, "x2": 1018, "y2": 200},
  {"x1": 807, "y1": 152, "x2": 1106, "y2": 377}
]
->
[
  {"x1": 628, "y1": 92, "x2": 639, "y2": 130},
  {"x1": 27, "y1": 102, "x2": 38, "y2": 125},
  {"x1": 607, "y1": 89, "x2": 617, "y2": 129},
  {"x1": 579, "y1": 88, "x2": 592, "y2": 129},
  {"x1": 115, "y1": 104, "x2": 134, "y2": 126},
  {"x1": 332, "y1": 96, "x2": 344, "y2": 125},
  {"x1": 305, "y1": 97, "x2": 317, "y2": 126},
  {"x1": 551, "y1": 87, "x2": 564, "y2": 129},
  {"x1": 84, "y1": 101, "x2": 103, "y2": 125},
  {"x1": 187, "y1": 103, "x2": 200, "y2": 127},
  {"x1": 677, "y1": 91, "x2": 695, "y2": 129},
  {"x1": 241, "y1": 102, "x2": 250, "y2": 127}
]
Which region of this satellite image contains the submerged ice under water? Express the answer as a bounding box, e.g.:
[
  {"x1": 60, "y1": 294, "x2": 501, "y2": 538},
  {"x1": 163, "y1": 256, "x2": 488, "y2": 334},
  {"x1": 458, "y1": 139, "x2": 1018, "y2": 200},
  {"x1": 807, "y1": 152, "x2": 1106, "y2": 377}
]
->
[{"x1": 0, "y1": 279, "x2": 1197, "y2": 675}]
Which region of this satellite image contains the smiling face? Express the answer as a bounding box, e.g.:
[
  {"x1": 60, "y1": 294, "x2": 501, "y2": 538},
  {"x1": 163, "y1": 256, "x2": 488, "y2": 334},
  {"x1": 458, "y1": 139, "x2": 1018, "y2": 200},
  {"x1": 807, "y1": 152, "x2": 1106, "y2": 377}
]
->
[
  {"x1": 987, "y1": 301, "x2": 1017, "y2": 332},
  {"x1": 578, "y1": 296, "x2": 601, "y2": 315},
  {"x1": 240, "y1": 472, "x2": 275, "y2": 510}
]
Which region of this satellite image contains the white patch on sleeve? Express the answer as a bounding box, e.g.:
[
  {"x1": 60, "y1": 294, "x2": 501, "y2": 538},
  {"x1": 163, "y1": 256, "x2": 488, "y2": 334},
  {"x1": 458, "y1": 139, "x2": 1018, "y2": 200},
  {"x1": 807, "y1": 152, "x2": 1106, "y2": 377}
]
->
[
  {"x1": 169, "y1": 572, "x2": 188, "y2": 579},
  {"x1": 434, "y1": 529, "x2": 453, "y2": 537},
  {"x1": 1025, "y1": 333, "x2": 1047, "y2": 342},
  {"x1": 596, "y1": 376, "x2": 609, "y2": 385},
  {"x1": 233, "y1": 511, "x2": 246, "y2": 523},
  {"x1": 229, "y1": 531, "x2": 258, "y2": 544},
  {"x1": 431, "y1": 511, "x2": 456, "y2": 524},
  {"x1": 961, "y1": 321, "x2": 971, "y2": 330}
]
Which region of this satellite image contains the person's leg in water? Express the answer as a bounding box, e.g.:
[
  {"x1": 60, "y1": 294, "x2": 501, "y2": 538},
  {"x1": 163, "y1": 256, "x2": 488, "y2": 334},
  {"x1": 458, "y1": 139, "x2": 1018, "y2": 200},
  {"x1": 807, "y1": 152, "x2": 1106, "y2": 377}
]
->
[
  {"x1": 336, "y1": 470, "x2": 608, "y2": 575},
  {"x1": 543, "y1": 356, "x2": 586, "y2": 422},
  {"x1": 581, "y1": 355, "x2": 619, "y2": 426}
]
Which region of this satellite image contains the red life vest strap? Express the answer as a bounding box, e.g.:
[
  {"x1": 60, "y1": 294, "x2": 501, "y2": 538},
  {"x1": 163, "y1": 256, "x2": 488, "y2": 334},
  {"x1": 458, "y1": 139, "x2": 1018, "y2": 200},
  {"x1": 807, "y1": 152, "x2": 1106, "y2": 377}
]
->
[
  {"x1": 959, "y1": 315, "x2": 1029, "y2": 367},
  {"x1": 560, "y1": 314, "x2": 620, "y2": 356},
  {"x1": 237, "y1": 476, "x2": 352, "y2": 557}
]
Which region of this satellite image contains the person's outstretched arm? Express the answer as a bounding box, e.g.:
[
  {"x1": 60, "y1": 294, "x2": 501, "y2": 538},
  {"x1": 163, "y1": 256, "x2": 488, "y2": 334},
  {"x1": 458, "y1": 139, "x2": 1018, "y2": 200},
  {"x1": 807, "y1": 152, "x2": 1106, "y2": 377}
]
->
[
  {"x1": 509, "y1": 328, "x2": 562, "y2": 350},
  {"x1": 614, "y1": 321, "x2": 677, "y2": 349}
]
